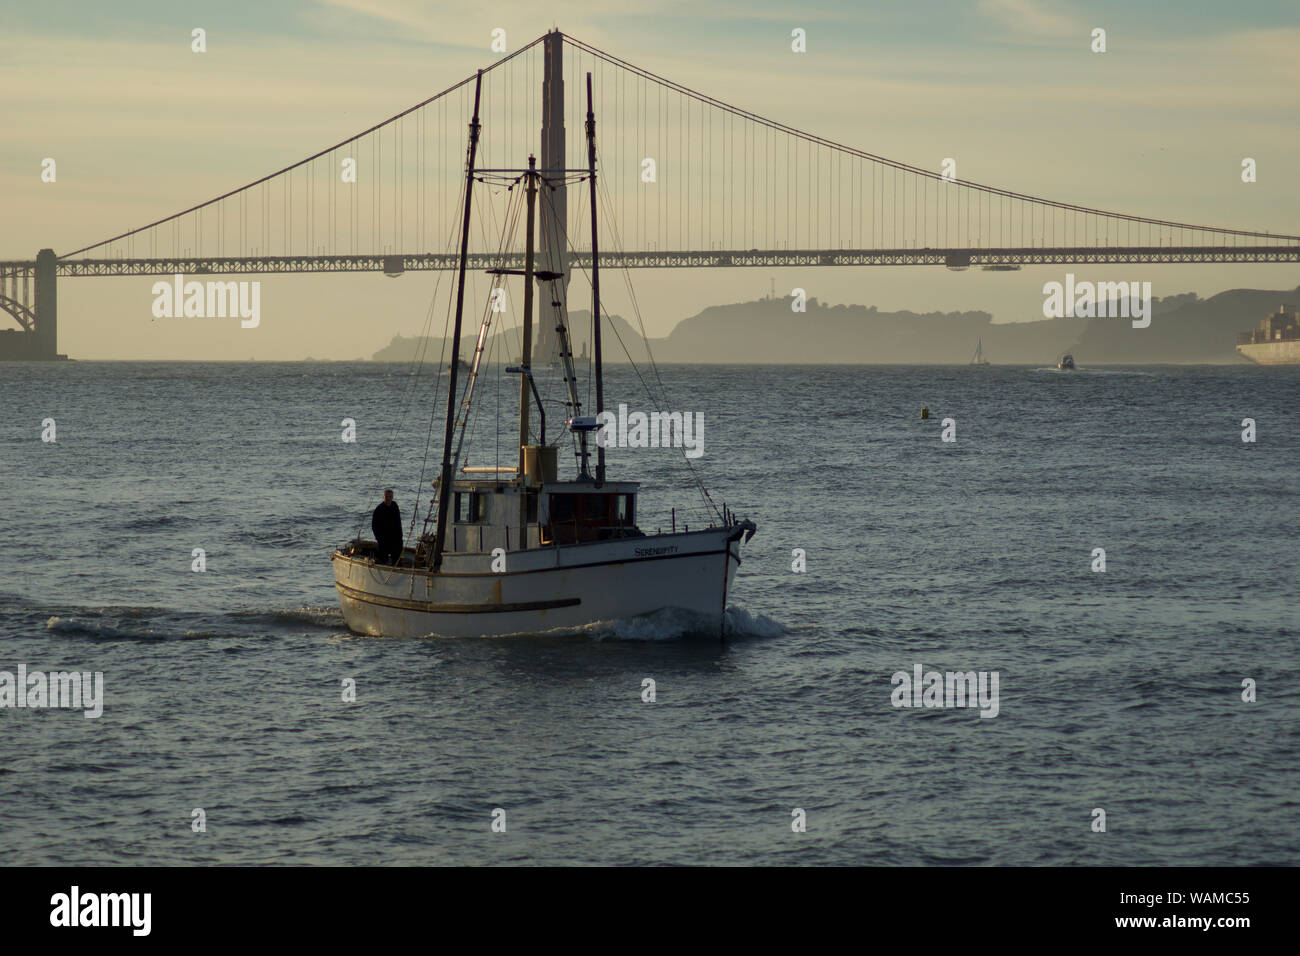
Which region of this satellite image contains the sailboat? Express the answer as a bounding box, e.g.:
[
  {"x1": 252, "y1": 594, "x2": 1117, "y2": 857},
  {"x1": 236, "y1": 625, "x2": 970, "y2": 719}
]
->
[
  {"x1": 330, "y1": 72, "x2": 756, "y2": 638},
  {"x1": 969, "y1": 338, "x2": 990, "y2": 366}
]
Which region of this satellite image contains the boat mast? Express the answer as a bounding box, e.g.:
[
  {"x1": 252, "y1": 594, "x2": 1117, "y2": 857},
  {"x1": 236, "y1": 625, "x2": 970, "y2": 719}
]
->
[
  {"x1": 585, "y1": 72, "x2": 606, "y2": 486},
  {"x1": 431, "y1": 71, "x2": 483, "y2": 574},
  {"x1": 518, "y1": 155, "x2": 539, "y2": 541}
]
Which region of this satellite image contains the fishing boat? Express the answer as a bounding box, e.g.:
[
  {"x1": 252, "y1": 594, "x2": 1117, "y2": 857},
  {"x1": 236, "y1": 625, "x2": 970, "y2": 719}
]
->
[
  {"x1": 330, "y1": 72, "x2": 756, "y2": 638},
  {"x1": 1057, "y1": 353, "x2": 1076, "y2": 370},
  {"x1": 969, "y1": 338, "x2": 990, "y2": 366}
]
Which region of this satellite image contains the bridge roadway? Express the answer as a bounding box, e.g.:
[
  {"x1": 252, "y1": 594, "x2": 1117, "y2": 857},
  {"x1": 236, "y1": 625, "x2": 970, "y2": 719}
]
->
[{"x1": 1, "y1": 245, "x2": 1296, "y2": 279}]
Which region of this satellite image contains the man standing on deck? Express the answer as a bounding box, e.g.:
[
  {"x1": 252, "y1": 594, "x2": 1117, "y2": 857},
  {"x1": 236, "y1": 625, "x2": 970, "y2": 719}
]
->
[{"x1": 372, "y1": 489, "x2": 403, "y2": 565}]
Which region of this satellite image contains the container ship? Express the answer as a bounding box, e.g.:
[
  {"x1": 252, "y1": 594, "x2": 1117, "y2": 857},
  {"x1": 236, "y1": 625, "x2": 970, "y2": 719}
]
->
[{"x1": 1236, "y1": 305, "x2": 1300, "y2": 364}]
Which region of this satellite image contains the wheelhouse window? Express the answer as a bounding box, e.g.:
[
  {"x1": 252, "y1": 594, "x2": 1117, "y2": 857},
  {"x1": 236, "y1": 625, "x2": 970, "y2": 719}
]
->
[
  {"x1": 583, "y1": 494, "x2": 608, "y2": 523},
  {"x1": 549, "y1": 493, "x2": 575, "y2": 523},
  {"x1": 454, "y1": 491, "x2": 490, "y2": 523},
  {"x1": 543, "y1": 491, "x2": 638, "y2": 544}
]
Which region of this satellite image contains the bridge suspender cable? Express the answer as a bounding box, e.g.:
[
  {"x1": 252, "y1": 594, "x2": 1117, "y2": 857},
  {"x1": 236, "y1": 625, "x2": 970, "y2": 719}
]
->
[
  {"x1": 559, "y1": 33, "x2": 1297, "y2": 242},
  {"x1": 59, "y1": 35, "x2": 550, "y2": 259},
  {"x1": 58, "y1": 30, "x2": 1299, "y2": 261}
]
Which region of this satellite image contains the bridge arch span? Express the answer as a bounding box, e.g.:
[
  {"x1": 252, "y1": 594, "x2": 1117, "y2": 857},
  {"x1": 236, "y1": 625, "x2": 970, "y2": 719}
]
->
[{"x1": 0, "y1": 292, "x2": 36, "y2": 332}]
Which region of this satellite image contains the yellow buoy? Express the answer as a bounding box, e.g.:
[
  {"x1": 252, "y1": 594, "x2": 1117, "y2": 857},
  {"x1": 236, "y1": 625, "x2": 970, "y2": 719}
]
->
[{"x1": 920, "y1": 407, "x2": 930, "y2": 419}]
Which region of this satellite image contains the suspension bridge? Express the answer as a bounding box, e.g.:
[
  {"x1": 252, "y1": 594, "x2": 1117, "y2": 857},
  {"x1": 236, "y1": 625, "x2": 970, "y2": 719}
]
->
[{"x1": 3, "y1": 30, "x2": 1297, "y2": 359}]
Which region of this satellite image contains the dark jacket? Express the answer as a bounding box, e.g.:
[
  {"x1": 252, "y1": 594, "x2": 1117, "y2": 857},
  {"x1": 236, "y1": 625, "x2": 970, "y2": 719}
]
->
[{"x1": 372, "y1": 501, "x2": 402, "y2": 543}]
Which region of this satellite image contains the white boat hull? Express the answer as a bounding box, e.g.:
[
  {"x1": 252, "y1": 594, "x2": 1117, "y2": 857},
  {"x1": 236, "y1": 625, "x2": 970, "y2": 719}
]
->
[{"x1": 331, "y1": 527, "x2": 745, "y2": 637}]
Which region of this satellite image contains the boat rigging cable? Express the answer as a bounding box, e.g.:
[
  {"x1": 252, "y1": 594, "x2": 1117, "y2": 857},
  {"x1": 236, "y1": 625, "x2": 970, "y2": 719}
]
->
[
  {"x1": 421, "y1": 173, "x2": 526, "y2": 540},
  {"x1": 565, "y1": 164, "x2": 723, "y2": 524},
  {"x1": 353, "y1": 172, "x2": 466, "y2": 547},
  {"x1": 362, "y1": 89, "x2": 724, "y2": 552},
  {"x1": 449, "y1": 184, "x2": 526, "y2": 479},
  {"x1": 540, "y1": 168, "x2": 720, "y2": 524}
]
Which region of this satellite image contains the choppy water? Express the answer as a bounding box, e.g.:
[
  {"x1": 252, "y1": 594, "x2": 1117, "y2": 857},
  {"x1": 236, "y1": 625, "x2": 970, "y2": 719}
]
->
[{"x1": 1, "y1": 361, "x2": 1296, "y2": 865}]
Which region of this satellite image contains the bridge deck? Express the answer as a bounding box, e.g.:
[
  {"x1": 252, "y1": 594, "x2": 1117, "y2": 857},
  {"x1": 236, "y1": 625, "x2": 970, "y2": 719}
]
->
[{"x1": 2, "y1": 246, "x2": 1296, "y2": 279}]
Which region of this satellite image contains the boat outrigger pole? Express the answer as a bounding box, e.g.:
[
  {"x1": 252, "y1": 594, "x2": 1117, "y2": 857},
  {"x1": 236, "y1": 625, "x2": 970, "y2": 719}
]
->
[
  {"x1": 585, "y1": 72, "x2": 606, "y2": 487},
  {"x1": 431, "y1": 71, "x2": 483, "y2": 574}
]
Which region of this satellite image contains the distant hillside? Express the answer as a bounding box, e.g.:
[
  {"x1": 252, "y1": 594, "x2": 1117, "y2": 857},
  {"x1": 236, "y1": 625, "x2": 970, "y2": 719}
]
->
[
  {"x1": 651, "y1": 298, "x2": 1002, "y2": 363},
  {"x1": 372, "y1": 284, "x2": 1300, "y2": 364},
  {"x1": 1071, "y1": 287, "x2": 1299, "y2": 363},
  {"x1": 371, "y1": 311, "x2": 653, "y2": 364}
]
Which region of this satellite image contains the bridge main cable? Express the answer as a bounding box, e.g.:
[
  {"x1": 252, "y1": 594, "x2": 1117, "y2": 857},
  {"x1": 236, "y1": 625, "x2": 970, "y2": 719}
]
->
[
  {"x1": 560, "y1": 32, "x2": 1299, "y2": 243},
  {"x1": 59, "y1": 33, "x2": 551, "y2": 259}
]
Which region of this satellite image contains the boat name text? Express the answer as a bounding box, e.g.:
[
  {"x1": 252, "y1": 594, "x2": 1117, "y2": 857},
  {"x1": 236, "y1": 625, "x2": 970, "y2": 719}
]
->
[{"x1": 634, "y1": 545, "x2": 680, "y2": 558}]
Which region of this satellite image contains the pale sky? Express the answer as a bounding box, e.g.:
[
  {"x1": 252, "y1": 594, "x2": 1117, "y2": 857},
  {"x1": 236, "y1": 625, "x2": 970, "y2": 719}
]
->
[{"x1": 2, "y1": 0, "x2": 1297, "y2": 359}]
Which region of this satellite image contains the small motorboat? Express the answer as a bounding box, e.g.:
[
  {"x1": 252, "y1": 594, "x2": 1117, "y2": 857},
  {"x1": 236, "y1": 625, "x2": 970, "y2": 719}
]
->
[{"x1": 1057, "y1": 353, "x2": 1076, "y2": 370}]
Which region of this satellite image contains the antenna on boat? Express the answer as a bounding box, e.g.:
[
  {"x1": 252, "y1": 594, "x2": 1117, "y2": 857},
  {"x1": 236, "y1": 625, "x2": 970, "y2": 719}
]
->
[
  {"x1": 585, "y1": 71, "x2": 606, "y2": 487},
  {"x1": 430, "y1": 70, "x2": 483, "y2": 574}
]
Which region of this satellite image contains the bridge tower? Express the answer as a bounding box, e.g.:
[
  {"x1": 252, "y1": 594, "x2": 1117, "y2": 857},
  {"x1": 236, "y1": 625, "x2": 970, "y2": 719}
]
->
[
  {"x1": 35, "y1": 248, "x2": 58, "y2": 359},
  {"x1": 0, "y1": 249, "x2": 60, "y2": 360},
  {"x1": 536, "y1": 29, "x2": 568, "y2": 367}
]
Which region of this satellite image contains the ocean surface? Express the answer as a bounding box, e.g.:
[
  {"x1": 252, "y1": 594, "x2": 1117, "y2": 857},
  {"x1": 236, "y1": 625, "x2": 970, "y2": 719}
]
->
[{"x1": 1, "y1": 360, "x2": 1296, "y2": 866}]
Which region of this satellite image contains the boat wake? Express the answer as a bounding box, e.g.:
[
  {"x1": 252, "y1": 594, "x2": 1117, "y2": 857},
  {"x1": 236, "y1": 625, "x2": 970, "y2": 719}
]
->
[
  {"x1": 589, "y1": 605, "x2": 785, "y2": 642},
  {"x1": 44, "y1": 615, "x2": 221, "y2": 641},
  {"x1": 41, "y1": 604, "x2": 348, "y2": 641},
  {"x1": 1031, "y1": 366, "x2": 1154, "y2": 375},
  {"x1": 722, "y1": 605, "x2": 786, "y2": 639},
  {"x1": 232, "y1": 606, "x2": 347, "y2": 631},
  {"x1": 456, "y1": 605, "x2": 784, "y2": 642},
  {"x1": 37, "y1": 603, "x2": 778, "y2": 643}
]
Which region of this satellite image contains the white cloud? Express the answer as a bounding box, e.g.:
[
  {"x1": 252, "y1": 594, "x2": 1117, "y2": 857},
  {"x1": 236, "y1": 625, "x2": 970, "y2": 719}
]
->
[{"x1": 976, "y1": 0, "x2": 1079, "y2": 38}]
